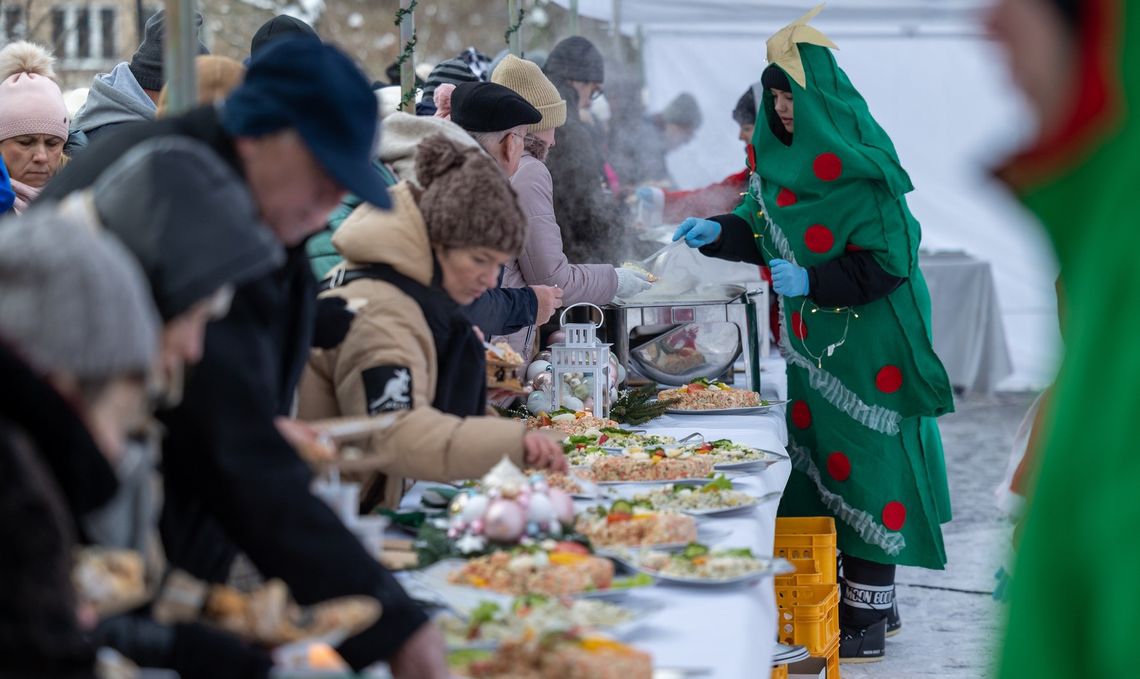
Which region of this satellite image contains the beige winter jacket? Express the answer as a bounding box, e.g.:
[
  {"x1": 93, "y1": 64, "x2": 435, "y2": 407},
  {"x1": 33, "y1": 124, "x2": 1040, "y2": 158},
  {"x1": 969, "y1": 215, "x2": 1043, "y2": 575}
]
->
[{"x1": 297, "y1": 182, "x2": 527, "y2": 510}]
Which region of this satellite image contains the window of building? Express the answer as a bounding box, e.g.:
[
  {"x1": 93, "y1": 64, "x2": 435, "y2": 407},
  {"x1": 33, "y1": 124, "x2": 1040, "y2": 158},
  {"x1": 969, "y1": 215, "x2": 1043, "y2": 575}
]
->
[
  {"x1": 49, "y1": 5, "x2": 120, "y2": 69},
  {"x1": 2, "y1": 6, "x2": 24, "y2": 41}
]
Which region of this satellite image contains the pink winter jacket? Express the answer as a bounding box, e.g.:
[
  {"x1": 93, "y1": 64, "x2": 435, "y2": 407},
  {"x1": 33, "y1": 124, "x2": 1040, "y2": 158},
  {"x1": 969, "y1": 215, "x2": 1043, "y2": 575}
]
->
[{"x1": 496, "y1": 153, "x2": 618, "y2": 358}]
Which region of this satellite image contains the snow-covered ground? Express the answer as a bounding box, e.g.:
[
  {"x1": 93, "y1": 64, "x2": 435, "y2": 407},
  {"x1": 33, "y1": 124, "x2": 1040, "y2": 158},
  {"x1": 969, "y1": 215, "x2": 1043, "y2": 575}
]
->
[{"x1": 841, "y1": 391, "x2": 1032, "y2": 679}]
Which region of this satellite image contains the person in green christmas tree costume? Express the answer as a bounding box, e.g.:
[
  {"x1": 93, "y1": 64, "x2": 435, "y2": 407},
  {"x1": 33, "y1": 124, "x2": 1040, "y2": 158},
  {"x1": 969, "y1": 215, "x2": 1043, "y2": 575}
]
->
[
  {"x1": 674, "y1": 6, "x2": 954, "y2": 662},
  {"x1": 991, "y1": 0, "x2": 1140, "y2": 676}
]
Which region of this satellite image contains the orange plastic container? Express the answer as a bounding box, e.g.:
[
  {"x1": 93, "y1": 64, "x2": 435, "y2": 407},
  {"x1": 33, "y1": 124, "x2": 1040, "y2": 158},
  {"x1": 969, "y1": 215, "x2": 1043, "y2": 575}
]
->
[
  {"x1": 770, "y1": 663, "x2": 789, "y2": 679},
  {"x1": 774, "y1": 558, "x2": 824, "y2": 586},
  {"x1": 775, "y1": 583, "x2": 840, "y2": 655},
  {"x1": 774, "y1": 517, "x2": 837, "y2": 585},
  {"x1": 821, "y1": 637, "x2": 841, "y2": 679}
]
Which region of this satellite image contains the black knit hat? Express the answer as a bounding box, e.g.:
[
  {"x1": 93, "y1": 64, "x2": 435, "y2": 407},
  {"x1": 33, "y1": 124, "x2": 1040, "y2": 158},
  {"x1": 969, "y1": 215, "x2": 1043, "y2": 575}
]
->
[
  {"x1": 761, "y1": 63, "x2": 791, "y2": 93},
  {"x1": 422, "y1": 58, "x2": 482, "y2": 103},
  {"x1": 732, "y1": 86, "x2": 757, "y2": 126},
  {"x1": 250, "y1": 15, "x2": 317, "y2": 57},
  {"x1": 543, "y1": 36, "x2": 604, "y2": 84},
  {"x1": 129, "y1": 9, "x2": 209, "y2": 92},
  {"x1": 450, "y1": 81, "x2": 541, "y2": 133}
]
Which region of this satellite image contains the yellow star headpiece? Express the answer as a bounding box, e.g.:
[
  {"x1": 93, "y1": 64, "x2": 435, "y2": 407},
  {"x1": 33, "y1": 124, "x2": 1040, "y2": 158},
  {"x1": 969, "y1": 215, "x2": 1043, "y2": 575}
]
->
[{"x1": 765, "y1": 4, "x2": 839, "y2": 89}]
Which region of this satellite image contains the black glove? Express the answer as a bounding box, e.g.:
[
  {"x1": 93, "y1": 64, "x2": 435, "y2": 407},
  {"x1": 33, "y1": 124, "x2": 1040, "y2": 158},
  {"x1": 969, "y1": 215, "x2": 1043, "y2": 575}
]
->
[{"x1": 312, "y1": 296, "x2": 357, "y2": 350}]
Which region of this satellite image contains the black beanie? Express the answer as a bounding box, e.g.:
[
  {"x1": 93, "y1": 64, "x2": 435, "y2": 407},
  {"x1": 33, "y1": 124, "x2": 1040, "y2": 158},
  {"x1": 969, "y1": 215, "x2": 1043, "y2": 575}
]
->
[
  {"x1": 732, "y1": 86, "x2": 757, "y2": 126},
  {"x1": 129, "y1": 9, "x2": 209, "y2": 92},
  {"x1": 543, "y1": 36, "x2": 604, "y2": 84},
  {"x1": 250, "y1": 15, "x2": 317, "y2": 57},
  {"x1": 761, "y1": 63, "x2": 791, "y2": 93}
]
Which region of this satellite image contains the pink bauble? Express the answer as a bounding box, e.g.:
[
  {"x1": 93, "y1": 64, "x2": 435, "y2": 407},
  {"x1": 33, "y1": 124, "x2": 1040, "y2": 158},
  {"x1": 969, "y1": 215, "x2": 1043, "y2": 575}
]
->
[
  {"x1": 548, "y1": 330, "x2": 567, "y2": 345},
  {"x1": 483, "y1": 500, "x2": 526, "y2": 542},
  {"x1": 547, "y1": 488, "x2": 575, "y2": 524},
  {"x1": 470, "y1": 519, "x2": 485, "y2": 535}
]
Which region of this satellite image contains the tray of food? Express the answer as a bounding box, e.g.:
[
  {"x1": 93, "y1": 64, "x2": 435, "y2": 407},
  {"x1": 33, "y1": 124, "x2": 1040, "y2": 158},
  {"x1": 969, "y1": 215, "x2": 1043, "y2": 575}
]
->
[
  {"x1": 632, "y1": 543, "x2": 794, "y2": 587},
  {"x1": 578, "y1": 455, "x2": 715, "y2": 485},
  {"x1": 437, "y1": 594, "x2": 662, "y2": 651},
  {"x1": 658, "y1": 379, "x2": 781, "y2": 414},
  {"x1": 529, "y1": 469, "x2": 599, "y2": 500},
  {"x1": 630, "y1": 476, "x2": 776, "y2": 517},
  {"x1": 527, "y1": 409, "x2": 620, "y2": 435},
  {"x1": 574, "y1": 501, "x2": 699, "y2": 549},
  {"x1": 485, "y1": 341, "x2": 527, "y2": 393},
  {"x1": 447, "y1": 630, "x2": 654, "y2": 679}
]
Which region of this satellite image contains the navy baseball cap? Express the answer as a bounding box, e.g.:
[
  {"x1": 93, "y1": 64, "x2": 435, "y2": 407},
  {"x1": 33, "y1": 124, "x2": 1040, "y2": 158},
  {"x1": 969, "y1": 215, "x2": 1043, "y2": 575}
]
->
[{"x1": 221, "y1": 37, "x2": 390, "y2": 209}]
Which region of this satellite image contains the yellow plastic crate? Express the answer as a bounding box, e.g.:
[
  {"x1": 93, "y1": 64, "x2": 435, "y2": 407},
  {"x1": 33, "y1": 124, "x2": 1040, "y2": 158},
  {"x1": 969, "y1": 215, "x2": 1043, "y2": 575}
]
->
[
  {"x1": 821, "y1": 637, "x2": 841, "y2": 679},
  {"x1": 770, "y1": 663, "x2": 789, "y2": 679},
  {"x1": 774, "y1": 517, "x2": 837, "y2": 585},
  {"x1": 775, "y1": 583, "x2": 840, "y2": 655},
  {"x1": 774, "y1": 558, "x2": 824, "y2": 586}
]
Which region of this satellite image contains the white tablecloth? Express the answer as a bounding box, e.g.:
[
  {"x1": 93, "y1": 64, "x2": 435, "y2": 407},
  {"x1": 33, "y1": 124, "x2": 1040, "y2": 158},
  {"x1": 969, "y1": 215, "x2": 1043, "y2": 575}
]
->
[
  {"x1": 398, "y1": 409, "x2": 790, "y2": 679},
  {"x1": 919, "y1": 251, "x2": 1014, "y2": 394}
]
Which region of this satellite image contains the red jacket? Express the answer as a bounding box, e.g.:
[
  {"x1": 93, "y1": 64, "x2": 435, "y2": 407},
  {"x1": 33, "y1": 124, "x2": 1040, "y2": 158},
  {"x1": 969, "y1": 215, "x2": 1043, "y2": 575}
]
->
[{"x1": 661, "y1": 168, "x2": 750, "y2": 223}]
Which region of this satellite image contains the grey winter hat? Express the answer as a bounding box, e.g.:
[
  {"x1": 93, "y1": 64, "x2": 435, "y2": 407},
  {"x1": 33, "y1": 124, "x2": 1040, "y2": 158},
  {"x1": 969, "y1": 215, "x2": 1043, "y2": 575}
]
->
[
  {"x1": 543, "y1": 36, "x2": 604, "y2": 84},
  {"x1": 129, "y1": 9, "x2": 209, "y2": 92},
  {"x1": 661, "y1": 92, "x2": 702, "y2": 129},
  {"x1": 90, "y1": 136, "x2": 285, "y2": 320},
  {"x1": 0, "y1": 207, "x2": 159, "y2": 381}
]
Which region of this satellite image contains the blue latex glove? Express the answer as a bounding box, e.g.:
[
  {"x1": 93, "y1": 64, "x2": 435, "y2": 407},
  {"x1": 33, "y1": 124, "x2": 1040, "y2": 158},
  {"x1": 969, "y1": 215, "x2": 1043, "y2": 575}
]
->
[
  {"x1": 672, "y1": 217, "x2": 722, "y2": 248},
  {"x1": 769, "y1": 258, "x2": 810, "y2": 297},
  {"x1": 635, "y1": 186, "x2": 656, "y2": 203}
]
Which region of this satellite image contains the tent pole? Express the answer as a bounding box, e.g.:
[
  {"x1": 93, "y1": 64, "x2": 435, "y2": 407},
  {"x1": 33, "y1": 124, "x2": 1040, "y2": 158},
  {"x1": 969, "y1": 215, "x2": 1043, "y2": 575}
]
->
[
  {"x1": 570, "y1": 0, "x2": 579, "y2": 35},
  {"x1": 162, "y1": 0, "x2": 197, "y2": 115},
  {"x1": 507, "y1": 0, "x2": 522, "y2": 55},
  {"x1": 611, "y1": 0, "x2": 622, "y2": 57},
  {"x1": 397, "y1": 0, "x2": 415, "y2": 112}
]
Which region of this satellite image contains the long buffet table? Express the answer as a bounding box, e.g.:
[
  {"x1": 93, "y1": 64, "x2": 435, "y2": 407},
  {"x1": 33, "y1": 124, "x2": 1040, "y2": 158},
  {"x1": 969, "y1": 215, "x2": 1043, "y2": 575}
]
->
[{"x1": 396, "y1": 407, "x2": 791, "y2": 678}]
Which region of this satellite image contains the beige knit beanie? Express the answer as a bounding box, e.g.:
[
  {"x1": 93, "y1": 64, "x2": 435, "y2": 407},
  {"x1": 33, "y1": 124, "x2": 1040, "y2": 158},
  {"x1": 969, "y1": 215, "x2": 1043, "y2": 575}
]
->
[
  {"x1": 491, "y1": 54, "x2": 566, "y2": 132},
  {"x1": 415, "y1": 134, "x2": 526, "y2": 256}
]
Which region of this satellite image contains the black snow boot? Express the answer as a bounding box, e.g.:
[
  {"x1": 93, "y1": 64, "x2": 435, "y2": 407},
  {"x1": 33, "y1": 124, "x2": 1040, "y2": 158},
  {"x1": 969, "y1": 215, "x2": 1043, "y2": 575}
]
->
[
  {"x1": 839, "y1": 554, "x2": 895, "y2": 662},
  {"x1": 840, "y1": 618, "x2": 887, "y2": 663}
]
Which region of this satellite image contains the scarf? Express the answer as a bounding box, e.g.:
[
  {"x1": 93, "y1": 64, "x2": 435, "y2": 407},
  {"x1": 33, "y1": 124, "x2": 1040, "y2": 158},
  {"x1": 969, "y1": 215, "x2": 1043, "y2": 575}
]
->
[{"x1": 10, "y1": 178, "x2": 41, "y2": 214}]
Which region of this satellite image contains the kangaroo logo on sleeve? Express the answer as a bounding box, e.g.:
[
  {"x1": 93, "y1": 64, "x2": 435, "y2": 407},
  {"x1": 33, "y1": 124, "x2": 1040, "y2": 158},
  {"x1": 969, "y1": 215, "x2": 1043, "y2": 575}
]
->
[{"x1": 362, "y1": 365, "x2": 413, "y2": 414}]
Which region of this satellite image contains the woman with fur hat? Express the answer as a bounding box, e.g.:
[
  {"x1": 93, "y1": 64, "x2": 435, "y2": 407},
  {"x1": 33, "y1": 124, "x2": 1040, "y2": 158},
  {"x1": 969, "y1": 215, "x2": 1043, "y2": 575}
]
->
[
  {"x1": 0, "y1": 41, "x2": 69, "y2": 213},
  {"x1": 492, "y1": 54, "x2": 652, "y2": 360},
  {"x1": 298, "y1": 135, "x2": 568, "y2": 511}
]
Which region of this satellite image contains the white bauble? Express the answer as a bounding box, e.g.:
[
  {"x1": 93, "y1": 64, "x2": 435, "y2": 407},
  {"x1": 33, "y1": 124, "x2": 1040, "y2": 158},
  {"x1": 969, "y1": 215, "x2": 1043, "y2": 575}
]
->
[
  {"x1": 526, "y1": 360, "x2": 552, "y2": 382},
  {"x1": 459, "y1": 494, "x2": 489, "y2": 523},
  {"x1": 526, "y1": 390, "x2": 551, "y2": 414},
  {"x1": 526, "y1": 493, "x2": 556, "y2": 525},
  {"x1": 561, "y1": 395, "x2": 584, "y2": 411},
  {"x1": 483, "y1": 500, "x2": 526, "y2": 542}
]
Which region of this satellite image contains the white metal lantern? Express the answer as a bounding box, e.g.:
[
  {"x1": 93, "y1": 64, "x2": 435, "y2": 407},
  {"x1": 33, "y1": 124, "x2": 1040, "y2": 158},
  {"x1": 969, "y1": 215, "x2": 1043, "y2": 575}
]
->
[{"x1": 550, "y1": 303, "x2": 612, "y2": 418}]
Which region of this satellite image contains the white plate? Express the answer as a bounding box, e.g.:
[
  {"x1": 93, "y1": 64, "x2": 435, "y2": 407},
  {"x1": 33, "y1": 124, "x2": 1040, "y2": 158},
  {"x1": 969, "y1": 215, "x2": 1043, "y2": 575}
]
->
[
  {"x1": 590, "y1": 476, "x2": 719, "y2": 488},
  {"x1": 635, "y1": 556, "x2": 794, "y2": 588},
  {"x1": 408, "y1": 558, "x2": 652, "y2": 605},
  {"x1": 438, "y1": 598, "x2": 665, "y2": 652},
  {"x1": 593, "y1": 525, "x2": 732, "y2": 559},
  {"x1": 677, "y1": 491, "x2": 781, "y2": 517},
  {"x1": 665, "y1": 401, "x2": 786, "y2": 416}
]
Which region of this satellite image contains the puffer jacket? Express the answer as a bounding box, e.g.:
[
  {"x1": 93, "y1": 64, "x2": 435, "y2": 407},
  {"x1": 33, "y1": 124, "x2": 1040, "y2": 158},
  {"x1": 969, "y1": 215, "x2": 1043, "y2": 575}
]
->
[
  {"x1": 497, "y1": 152, "x2": 618, "y2": 358},
  {"x1": 297, "y1": 182, "x2": 527, "y2": 510}
]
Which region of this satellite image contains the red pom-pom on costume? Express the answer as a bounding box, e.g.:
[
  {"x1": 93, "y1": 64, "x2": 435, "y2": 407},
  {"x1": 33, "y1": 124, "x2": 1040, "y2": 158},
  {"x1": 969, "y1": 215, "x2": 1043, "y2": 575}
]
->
[
  {"x1": 791, "y1": 311, "x2": 808, "y2": 339},
  {"x1": 804, "y1": 225, "x2": 835, "y2": 253},
  {"x1": 827, "y1": 452, "x2": 851, "y2": 481},
  {"x1": 813, "y1": 153, "x2": 843, "y2": 181},
  {"x1": 791, "y1": 401, "x2": 812, "y2": 429},
  {"x1": 882, "y1": 501, "x2": 907, "y2": 531},
  {"x1": 776, "y1": 187, "x2": 797, "y2": 207},
  {"x1": 875, "y1": 365, "x2": 903, "y2": 393}
]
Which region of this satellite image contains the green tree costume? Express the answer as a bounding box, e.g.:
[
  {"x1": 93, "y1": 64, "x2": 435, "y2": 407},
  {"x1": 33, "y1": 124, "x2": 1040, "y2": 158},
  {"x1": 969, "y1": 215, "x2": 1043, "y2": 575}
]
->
[
  {"x1": 740, "y1": 13, "x2": 954, "y2": 568},
  {"x1": 999, "y1": 0, "x2": 1140, "y2": 675}
]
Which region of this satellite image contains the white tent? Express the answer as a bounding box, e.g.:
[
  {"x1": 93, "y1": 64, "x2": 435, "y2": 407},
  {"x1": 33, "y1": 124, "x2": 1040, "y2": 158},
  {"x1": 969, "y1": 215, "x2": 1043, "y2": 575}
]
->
[{"x1": 552, "y1": 0, "x2": 1060, "y2": 390}]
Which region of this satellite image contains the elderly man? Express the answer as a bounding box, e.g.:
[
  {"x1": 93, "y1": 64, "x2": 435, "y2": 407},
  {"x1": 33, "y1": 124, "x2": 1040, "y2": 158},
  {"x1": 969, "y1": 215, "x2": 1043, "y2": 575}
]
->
[
  {"x1": 41, "y1": 38, "x2": 446, "y2": 678},
  {"x1": 447, "y1": 80, "x2": 565, "y2": 337}
]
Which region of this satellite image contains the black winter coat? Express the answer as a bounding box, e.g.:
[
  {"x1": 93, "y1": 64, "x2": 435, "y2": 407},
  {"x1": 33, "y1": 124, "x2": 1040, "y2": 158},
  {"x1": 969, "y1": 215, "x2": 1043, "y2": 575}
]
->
[{"x1": 41, "y1": 106, "x2": 429, "y2": 670}]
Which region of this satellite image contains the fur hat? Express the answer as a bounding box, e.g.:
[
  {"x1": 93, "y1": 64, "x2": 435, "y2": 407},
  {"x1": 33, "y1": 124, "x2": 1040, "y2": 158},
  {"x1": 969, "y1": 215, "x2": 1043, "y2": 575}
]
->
[
  {"x1": 157, "y1": 55, "x2": 245, "y2": 117},
  {"x1": 415, "y1": 134, "x2": 526, "y2": 256},
  {"x1": 0, "y1": 42, "x2": 68, "y2": 142},
  {"x1": 491, "y1": 54, "x2": 566, "y2": 132}
]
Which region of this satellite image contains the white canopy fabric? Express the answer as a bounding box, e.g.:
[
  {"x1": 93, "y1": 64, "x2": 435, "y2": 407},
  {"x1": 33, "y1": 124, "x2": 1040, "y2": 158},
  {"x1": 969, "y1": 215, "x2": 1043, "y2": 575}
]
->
[{"x1": 552, "y1": 1, "x2": 1060, "y2": 389}]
